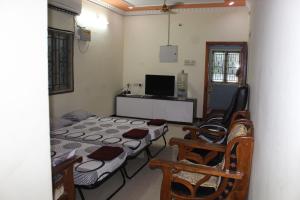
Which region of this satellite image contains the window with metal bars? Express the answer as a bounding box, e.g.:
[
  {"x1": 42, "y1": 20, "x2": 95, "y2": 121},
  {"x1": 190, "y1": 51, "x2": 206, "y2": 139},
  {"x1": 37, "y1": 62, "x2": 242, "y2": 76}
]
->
[
  {"x1": 48, "y1": 28, "x2": 74, "y2": 95},
  {"x1": 210, "y1": 51, "x2": 240, "y2": 83}
]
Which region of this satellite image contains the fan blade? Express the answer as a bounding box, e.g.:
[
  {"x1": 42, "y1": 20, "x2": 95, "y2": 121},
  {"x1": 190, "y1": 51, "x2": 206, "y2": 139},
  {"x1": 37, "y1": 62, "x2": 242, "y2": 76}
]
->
[{"x1": 169, "y1": 2, "x2": 183, "y2": 9}]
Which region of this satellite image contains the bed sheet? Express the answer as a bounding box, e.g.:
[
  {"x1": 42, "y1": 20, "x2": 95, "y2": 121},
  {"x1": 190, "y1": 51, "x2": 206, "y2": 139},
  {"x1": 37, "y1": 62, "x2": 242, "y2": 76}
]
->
[
  {"x1": 51, "y1": 138, "x2": 127, "y2": 186},
  {"x1": 51, "y1": 116, "x2": 168, "y2": 156}
]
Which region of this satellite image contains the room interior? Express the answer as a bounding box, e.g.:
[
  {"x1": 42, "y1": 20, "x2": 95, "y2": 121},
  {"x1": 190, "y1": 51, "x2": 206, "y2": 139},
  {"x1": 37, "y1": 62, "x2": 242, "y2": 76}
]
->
[{"x1": 1, "y1": 0, "x2": 300, "y2": 200}]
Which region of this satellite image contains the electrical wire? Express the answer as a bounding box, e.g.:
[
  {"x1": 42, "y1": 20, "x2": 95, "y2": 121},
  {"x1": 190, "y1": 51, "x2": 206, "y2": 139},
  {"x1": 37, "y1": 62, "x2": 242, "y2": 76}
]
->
[
  {"x1": 168, "y1": 12, "x2": 170, "y2": 46},
  {"x1": 74, "y1": 16, "x2": 90, "y2": 54}
]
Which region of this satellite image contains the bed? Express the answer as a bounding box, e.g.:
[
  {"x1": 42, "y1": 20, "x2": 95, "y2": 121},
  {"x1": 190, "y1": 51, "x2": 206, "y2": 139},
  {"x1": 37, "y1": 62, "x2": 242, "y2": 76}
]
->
[
  {"x1": 50, "y1": 113, "x2": 168, "y2": 199},
  {"x1": 51, "y1": 116, "x2": 167, "y2": 156}
]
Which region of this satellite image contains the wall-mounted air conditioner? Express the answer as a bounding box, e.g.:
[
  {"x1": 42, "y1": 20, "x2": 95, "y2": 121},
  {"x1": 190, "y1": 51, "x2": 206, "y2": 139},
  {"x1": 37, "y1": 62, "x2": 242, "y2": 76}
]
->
[{"x1": 48, "y1": 0, "x2": 82, "y2": 15}]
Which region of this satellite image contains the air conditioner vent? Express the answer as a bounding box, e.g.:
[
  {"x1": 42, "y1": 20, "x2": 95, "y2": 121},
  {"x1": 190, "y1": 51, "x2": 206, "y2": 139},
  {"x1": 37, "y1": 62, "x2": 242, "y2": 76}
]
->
[{"x1": 48, "y1": 0, "x2": 82, "y2": 15}]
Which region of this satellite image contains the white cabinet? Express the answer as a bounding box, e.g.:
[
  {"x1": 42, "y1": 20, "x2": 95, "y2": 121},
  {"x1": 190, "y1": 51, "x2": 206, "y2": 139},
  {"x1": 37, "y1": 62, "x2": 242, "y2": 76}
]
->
[
  {"x1": 116, "y1": 97, "x2": 153, "y2": 119},
  {"x1": 116, "y1": 96, "x2": 196, "y2": 123}
]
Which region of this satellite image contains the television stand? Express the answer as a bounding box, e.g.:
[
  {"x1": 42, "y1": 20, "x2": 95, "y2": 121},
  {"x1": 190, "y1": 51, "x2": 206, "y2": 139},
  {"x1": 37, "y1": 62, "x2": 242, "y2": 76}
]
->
[{"x1": 115, "y1": 95, "x2": 197, "y2": 124}]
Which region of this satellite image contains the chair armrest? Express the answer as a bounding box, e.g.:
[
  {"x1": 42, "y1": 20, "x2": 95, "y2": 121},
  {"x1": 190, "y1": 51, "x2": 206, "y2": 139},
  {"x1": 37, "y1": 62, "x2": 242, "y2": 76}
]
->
[
  {"x1": 52, "y1": 156, "x2": 82, "y2": 176},
  {"x1": 183, "y1": 126, "x2": 199, "y2": 132},
  {"x1": 149, "y1": 159, "x2": 243, "y2": 180},
  {"x1": 169, "y1": 138, "x2": 226, "y2": 152},
  {"x1": 182, "y1": 126, "x2": 199, "y2": 139},
  {"x1": 182, "y1": 125, "x2": 226, "y2": 141},
  {"x1": 198, "y1": 126, "x2": 227, "y2": 138}
]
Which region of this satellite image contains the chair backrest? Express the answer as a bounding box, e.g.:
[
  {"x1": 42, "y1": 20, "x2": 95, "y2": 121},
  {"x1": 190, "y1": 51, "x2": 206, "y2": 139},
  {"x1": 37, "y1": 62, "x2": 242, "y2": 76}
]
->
[
  {"x1": 215, "y1": 120, "x2": 254, "y2": 200},
  {"x1": 228, "y1": 110, "x2": 250, "y2": 131},
  {"x1": 222, "y1": 86, "x2": 249, "y2": 127}
]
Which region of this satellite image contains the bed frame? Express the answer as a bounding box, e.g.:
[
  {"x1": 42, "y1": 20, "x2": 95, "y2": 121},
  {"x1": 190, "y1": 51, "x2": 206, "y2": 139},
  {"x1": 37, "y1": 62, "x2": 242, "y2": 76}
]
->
[{"x1": 52, "y1": 116, "x2": 169, "y2": 200}]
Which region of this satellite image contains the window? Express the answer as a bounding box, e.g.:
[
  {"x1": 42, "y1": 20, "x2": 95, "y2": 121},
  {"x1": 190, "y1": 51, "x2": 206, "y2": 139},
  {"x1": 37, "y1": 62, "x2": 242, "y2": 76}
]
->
[
  {"x1": 48, "y1": 28, "x2": 74, "y2": 95},
  {"x1": 210, "y1": 51, "x2": 240, "y2": 83}
]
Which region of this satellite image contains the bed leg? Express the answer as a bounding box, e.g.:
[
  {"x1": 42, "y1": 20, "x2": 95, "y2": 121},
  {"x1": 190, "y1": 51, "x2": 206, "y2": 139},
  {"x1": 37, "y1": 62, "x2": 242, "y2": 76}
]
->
[
  {"x1": 106, "y1": 169, "x2": 126, "y2": 200},
  {"x1": 77, "y1": 187, "x2": 85, "y2": 200},
  {"x1": 148, "y1": 134, "x2": 167, "y2": 158},
  {"x1": 123, "y1": 149, "x2": 150, "y2": 179}
]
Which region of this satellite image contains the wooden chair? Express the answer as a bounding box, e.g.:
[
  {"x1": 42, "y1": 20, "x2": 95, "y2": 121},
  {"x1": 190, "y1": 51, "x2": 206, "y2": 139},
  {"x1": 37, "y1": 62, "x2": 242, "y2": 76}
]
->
[
  {"x1": 149, "y1": 120, "x2": 254, "y2": 200},
  {"x1": 52, "y1": 156, "x2": 82, "y2": 200},
  {"x1": 179, "y1": 111, "x2": 250, "y2": 165},
  {"x1": 201, "y1": 86, "x2": 249, "y2": 127}
]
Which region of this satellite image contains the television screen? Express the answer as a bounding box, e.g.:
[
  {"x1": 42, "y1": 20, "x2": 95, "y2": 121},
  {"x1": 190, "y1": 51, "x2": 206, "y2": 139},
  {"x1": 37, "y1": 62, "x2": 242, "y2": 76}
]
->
[{"x1": 145, "y1": 74, "x2": 175, "y2": 96}]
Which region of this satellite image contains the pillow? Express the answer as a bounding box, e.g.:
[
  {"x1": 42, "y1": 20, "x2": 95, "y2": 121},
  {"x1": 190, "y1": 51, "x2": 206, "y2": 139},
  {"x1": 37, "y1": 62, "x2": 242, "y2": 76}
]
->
[
  {"x1": 122, "y1": 129, "x2": 149, "y2": 139},
  {"x1": 147, "y1": 119, "x2": 167, "y2": 126},
  {"x1": 87, "y1": 146, "x2": 124, "y2": 161},
  {"x1": 50, "y1": 118, "x2": 74, "y2": 131},
  {"x1": 52, "y1": 149, "x2": 77, "y2": 167},
  {"x1": 61, "y1": 110, "x2": 96, "y2": 122}
]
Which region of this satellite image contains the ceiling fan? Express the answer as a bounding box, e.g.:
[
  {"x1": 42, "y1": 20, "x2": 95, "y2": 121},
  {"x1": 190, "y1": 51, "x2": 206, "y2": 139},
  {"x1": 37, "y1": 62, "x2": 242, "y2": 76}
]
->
[{"x1": 160, "y1": 0, "x2": 182, "y2": 13}]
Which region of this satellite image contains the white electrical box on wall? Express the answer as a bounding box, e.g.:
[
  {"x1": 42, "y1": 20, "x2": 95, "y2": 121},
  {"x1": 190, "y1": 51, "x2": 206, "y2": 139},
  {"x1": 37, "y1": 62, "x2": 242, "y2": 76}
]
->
[{"x1": 160, "y1": 45, "x2": 178, "y2": 63}]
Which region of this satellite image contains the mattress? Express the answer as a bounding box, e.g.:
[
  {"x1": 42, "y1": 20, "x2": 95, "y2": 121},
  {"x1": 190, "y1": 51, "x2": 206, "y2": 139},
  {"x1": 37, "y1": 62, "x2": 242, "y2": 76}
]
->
[
  {"x1": 51, "y1": 138, "x2": 127, "y2": 186},
  {"x1": 51, "y1": 116, "x2": 168, "y2": 156},
  {"x1": 50, "y1": 116, "x2": 168, "y2": 186}
]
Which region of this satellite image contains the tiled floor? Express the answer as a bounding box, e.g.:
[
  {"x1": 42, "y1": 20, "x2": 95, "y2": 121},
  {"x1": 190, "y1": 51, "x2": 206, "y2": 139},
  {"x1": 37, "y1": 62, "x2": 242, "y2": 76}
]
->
[{"x1": 76, "y1": 124, "x2": 184, "y2": 200}]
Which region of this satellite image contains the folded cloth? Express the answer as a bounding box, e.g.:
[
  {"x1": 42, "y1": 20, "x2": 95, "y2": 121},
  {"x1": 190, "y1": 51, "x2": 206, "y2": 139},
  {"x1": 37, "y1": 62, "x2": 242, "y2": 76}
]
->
[
  {"x1": 147, "y1": 119, "x2": 167, "y2": 126},
  {"x1": 87, "y1": 146, "x2": 124, "y2": 161},
  {"x1": 122, "y1": 129, "x2": 149, "y2": 139}
]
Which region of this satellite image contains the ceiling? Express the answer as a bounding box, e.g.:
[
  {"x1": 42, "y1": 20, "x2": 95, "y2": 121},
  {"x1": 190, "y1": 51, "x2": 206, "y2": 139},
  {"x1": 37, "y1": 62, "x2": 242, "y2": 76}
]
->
[
  {"x1": 124, "y1": 0, "x2": 224, "y2": 7},
  {"x1": 99, "y1": 0, "x2": 246, "y2": 12}
]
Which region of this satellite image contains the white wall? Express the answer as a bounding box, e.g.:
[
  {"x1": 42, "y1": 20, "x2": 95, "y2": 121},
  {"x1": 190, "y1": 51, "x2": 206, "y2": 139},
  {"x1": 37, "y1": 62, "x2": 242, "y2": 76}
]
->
[
  {"x1": 248, "y1": 0, "x2": 300, "y2": 199},
  {"x1": 123, "y1": 8, "x2": 249, "y2": 117},
  {"x1": 0, "y1": 0, "x2": 52, "y2": 200},
  {"x1": 49, "y1": 0, "x2": 124, "y2": 118}
]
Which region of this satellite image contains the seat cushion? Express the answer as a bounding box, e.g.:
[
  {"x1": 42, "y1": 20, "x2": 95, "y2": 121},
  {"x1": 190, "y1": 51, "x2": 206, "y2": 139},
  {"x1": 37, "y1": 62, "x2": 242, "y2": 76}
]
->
[
  {"x1": 173, "y1": 160, "x2": 221, "y2": 190},
  {"x1": 171, "y1": 182, "x2": 216, "y2": 197}
]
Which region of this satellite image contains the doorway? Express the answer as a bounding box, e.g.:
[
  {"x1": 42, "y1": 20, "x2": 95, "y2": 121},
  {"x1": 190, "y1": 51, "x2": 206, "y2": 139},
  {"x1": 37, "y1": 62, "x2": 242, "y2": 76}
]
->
[{"x1": 203, "y1": 42, "x2": 248, "y2": 117}]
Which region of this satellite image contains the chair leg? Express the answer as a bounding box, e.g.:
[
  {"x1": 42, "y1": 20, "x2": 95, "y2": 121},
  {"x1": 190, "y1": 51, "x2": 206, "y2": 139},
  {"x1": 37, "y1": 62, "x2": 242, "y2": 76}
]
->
[{"x1": 160, "y1": 169, "x2": 172, "y2": 200}]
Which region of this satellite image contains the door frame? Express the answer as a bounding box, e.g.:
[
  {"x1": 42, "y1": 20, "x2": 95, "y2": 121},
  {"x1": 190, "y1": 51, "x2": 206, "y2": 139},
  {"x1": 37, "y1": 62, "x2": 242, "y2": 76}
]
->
[{"x1": 202, "y1": 41, "x2": 248, "y2": 117}]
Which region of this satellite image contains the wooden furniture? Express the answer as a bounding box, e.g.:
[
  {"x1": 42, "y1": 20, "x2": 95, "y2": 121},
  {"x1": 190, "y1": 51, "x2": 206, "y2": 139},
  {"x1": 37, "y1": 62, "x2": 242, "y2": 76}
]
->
[
  {"x1": 52, "y1": 156, "x2": 82, "y2": 200},
  {"x1": 149, "y1": 120, "x2": 254, "y2": 200},
  {"x1": 116, "y1": 95, "x2": 197, "y2": 123},
  {"x1": 181, "y1": 111, "x2": 250, "y2": 165}
]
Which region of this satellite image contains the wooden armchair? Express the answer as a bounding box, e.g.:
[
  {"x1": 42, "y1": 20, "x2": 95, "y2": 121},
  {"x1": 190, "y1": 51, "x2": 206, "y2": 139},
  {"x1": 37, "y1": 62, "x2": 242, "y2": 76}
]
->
[
  {"x1": 201, "y1": 86, "x2": 249, "y2": 126},
  {"x1": 180, "y1": 111, "x2": 251, "y2": 166},
  {"x1": 149, "y1": 120, "x2": 254, "y2": 200},
  {"x1": 52, "y1": 156, "x2": 82, "y2": 200},
  {"x1": 186, "y1": 111, "x2": 250, "y2": 141}
]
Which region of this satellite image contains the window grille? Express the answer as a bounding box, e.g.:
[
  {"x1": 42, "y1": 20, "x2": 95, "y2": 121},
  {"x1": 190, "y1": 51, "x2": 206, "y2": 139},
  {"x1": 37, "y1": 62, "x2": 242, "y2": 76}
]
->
[
  {"x1": 48, "y1": 28, "x2": 74, "y2": 95},
  {"x1": 210, "y1": 51, "x2": 240, "y2": 83}
]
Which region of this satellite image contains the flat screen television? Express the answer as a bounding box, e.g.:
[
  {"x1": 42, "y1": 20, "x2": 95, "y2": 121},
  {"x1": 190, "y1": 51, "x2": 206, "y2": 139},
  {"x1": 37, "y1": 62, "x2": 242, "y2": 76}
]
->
[{"x1": 145, "y1": 74, "x2": 175, "y2": 97}]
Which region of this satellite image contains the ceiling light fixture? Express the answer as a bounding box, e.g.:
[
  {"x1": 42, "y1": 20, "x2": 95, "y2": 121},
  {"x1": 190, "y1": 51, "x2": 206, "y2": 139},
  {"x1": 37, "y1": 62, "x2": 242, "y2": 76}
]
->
[{"x1": 228, "y1": 1, "x2": 235, "y2": 6}]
